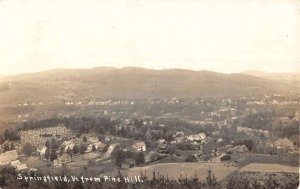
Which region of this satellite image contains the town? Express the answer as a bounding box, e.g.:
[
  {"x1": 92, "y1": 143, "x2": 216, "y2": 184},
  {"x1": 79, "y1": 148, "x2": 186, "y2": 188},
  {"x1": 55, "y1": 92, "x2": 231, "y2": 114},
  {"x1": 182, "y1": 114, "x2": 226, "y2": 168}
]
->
[{"x1": 0, "y1": 94, "x2": 299, "y2": 188}]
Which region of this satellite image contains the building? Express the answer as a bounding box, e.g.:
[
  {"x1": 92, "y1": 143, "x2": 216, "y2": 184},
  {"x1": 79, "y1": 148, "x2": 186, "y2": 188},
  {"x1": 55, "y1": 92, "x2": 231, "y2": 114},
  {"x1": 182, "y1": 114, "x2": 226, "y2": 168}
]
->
[
  {"x1": 16, "y1": 164, "x2": 27, "y2": 171},
  {"x1": 54, "y1": 154, "x2": 72, "y2": 167},
  {"x1": 53, "y1": 159, "x2": 61, "y2": 167},
  {"x1": 174, "y1": 136, "x2": 185, "y2": 143},
  {"x1": 232, "y1": 145, "x2": 248, "y2": 153},
  {"x1": 62, "y1": 141, "x2": 75, "y2": 152},
  {"x1": 37, "y1": 146, "x2": 47, "y2": 156},
  {"x1": 11, "y1": 160, "x2": 21, "y2": 168},
  {"x1": 85, "y1": 144, "x2": 94, "y2": 153},
  {"x1": 173, "y1": 131, "x2": 184, "y2": 137},
  {"x1": 60, "y1": 154, "x2": 72, "y2": 163},
  {"x1": 187, "y1": 133, "x2": 206, "y2": 142},
  {"x1": 105, "y1": 136, "x2": 114, "y2": 143},
  {"x1": 131, "y1": 142, "x2": 146, "y2": 152},
  {"x1": 94, "y1": 141, "x2": 106, "y2": 151},
  {"x1": 0, "y1": 150, "x2": 18, "y2": 166},
  {"x1": 158, "y1": 139, "x2": 166, "y2": 144}
]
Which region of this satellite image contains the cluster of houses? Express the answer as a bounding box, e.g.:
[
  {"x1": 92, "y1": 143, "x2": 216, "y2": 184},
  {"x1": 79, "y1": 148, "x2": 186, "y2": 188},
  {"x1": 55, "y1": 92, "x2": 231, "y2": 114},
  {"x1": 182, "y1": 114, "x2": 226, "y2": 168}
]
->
[
  {"x1": 0, "y1": 150, "x2": 27, "y2": 171},
  {"x1": 15, "y1": 126, "x2": 74, "y2": 151},
  {"x1": 118, "y1": 131, "x2": 209, "y2": 169},
  {"x1": 65, "y1": 99, "x2": 136, "y2": 106},
  {"x1": 37, "y1": 133, "x2": 108, "y2": 167},
  {"x1": 237, "y1": 126, "x2": 271, "y2": 137}
]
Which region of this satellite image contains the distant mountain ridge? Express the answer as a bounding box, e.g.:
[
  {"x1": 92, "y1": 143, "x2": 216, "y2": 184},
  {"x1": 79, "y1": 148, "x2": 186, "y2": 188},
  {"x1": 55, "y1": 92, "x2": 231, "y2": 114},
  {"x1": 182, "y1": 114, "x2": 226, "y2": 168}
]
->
[
  {"x1": 242, "y1": 70, "x2": 300, "y2": 82},
  {"x1": 0, "y1": 67, "x2": 299, "y2": 106}
]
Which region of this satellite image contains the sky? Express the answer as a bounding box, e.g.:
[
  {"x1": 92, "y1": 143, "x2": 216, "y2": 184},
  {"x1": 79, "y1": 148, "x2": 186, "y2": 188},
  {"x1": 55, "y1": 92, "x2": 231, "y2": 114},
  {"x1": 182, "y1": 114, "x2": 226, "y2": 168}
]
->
[{"x1": 0, "y1": 0, "x2": 300, "y2": 75}]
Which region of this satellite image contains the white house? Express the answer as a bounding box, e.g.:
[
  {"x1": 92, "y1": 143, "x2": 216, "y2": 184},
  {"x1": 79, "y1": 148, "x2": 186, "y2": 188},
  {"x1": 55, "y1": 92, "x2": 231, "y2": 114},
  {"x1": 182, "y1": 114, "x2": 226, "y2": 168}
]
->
[
  {"x1": 16, "y1": 164, "x2": 27, "y2": 171},
  {"x1": 187, "y1": 133, "x2": 206, "y2": 142},
  {"x1": 0, "y1": 150, "x2": 18, "y2": 166},
  {"x1": 63, "y1": 141, "x2": 75, "y2": 151},
  {"x1": 11, "y1": 160, "x2": 21, "y2": 168},
  {"x1": 37, "y1": 146, "x2": 47, "y2": 156},
  {"x1": 131, "y1": 142, "x2": 146, "y2": 152}
]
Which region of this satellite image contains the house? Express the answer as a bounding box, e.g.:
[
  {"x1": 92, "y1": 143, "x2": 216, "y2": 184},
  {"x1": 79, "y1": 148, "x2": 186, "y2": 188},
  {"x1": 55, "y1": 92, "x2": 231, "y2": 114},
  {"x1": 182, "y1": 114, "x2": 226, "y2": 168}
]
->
[
  {"x1": 54, "y1": 154, "x2": 72, "y2": 167},
  {"x1": 0, "y1": 150, "x2": 18, "y2": 166},
  {"x1": 187, "y1": 133, "x2": 206, "y2": 142},
  {"x1": 143, "y1": 120, "x2": 153, "y2": 126},
  {"x1": 232, "y1": 145, "x2": 248, "y2": 153},
  {"x1": 158, "y1": 139, "x2": 166, "y2": 144},
  {"x1": 121, "y1": 158, "x2": 135, "y2": 169},
  {"x1": 16, "y1": 164, "x2": 27, "y2": 171},
  {"x1": 132, "y1": 142, "x2": 146, "y2": 152},
  {"x1": 94, "y1": 141, "x2": 106, "y2": 151},
  {"x1": 11, "y1": 160, "x2": 21, "y2": 168},
  {"x1": 30, "y1": 168, "x2": 38, "y2": 172},
  {"x1": 173, "y1": 131, "x2": 184, "y2": 137},
  {"x1": 85, "y1": 144, "x2": 94, "y2": 153},
  {"x1": 105, "y1": 136, "x2": 113, "y2": 143},
  {"x1": 60, "y1": 154, "x2": 72, "y2": 163},
  {"x1": 62, "y1": 141, "x2": 75, "y2": 152},
  {"x1": 53, "y1": 159, "x2": 61, "y2": 167},
  {"x1": 85, "y1": 142, "x2": 104, "y2": 153},
  {"x1": 37, "y1": 146, "x2": 47, "y2": 156},
  {"x1": 174, "y1": 136, "x2": 185, "y2": 143}
]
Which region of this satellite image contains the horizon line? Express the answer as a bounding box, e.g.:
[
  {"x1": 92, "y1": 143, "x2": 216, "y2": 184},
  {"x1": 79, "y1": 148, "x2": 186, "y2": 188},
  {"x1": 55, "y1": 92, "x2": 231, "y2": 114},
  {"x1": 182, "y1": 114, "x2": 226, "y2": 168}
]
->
[{"x1": 1, "y1": 66, "x2": 299, "y2": 77}]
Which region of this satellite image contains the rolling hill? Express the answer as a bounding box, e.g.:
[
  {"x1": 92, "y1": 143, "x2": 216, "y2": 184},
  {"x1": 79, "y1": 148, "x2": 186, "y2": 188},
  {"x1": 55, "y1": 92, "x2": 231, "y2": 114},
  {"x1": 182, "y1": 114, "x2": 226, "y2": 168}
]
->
[
  {"x1": 0, "y1": 67, "x2": 299, "y2": 106},
  {"x1": 242, "y1": 70, "x2": 300, "y2": 84}
]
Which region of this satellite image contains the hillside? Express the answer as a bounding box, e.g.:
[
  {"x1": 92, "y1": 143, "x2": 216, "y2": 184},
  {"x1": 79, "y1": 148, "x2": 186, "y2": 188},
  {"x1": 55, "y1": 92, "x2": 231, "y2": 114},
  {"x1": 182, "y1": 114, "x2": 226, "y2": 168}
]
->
[
  {"x1": 0, "y1": 67, "x2": 299, "y2": 106},
  {"x1": 242, "y1": 70, "x2": 300, "y2": 84}
]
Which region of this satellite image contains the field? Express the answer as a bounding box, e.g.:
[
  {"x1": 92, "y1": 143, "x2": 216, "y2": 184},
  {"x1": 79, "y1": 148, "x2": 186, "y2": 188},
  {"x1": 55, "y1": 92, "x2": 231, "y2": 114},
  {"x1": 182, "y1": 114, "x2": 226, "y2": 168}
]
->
[
  {"x1": 230, "y1": 153, "x2": 283, "y2": 164},
  {"x1": 123, "y1": 162, "x2": 237, "y2": 181},
  {"x1": 239, "y1": 163, "x2": 299, "y2": 173}
]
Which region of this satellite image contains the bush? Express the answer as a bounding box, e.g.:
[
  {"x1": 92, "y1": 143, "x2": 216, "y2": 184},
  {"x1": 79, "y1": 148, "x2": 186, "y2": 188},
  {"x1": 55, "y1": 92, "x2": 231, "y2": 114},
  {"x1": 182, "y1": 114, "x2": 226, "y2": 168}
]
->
[
  {"x1": 220, "y1": 154, "x2": 231, "y2": 161},
  {"x1": 165, "y1": 144, "x2": 177, "y2": 154},
  {"x1": 135, "y1": 152, "x2": 145, "y2": 165},
  {"x1": 150, "y1": 152, "x2": 161, "y2": 162},
  {"x1": 175, "y1": 150, "x2": 183, "y2": 157},
  {"x1": 185, "y1": 154, "x2": 197, "y2": 162}
]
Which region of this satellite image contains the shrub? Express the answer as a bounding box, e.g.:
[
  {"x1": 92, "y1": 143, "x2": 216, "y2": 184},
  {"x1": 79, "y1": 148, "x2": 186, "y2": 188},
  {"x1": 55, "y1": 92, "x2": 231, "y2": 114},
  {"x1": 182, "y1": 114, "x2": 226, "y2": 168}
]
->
[
  {"x1": 220, "y1": 154, "x2": 231, "y2": 161},
  {"x1": 185, "y1": 154, "x2": 197, "y2": 162}
]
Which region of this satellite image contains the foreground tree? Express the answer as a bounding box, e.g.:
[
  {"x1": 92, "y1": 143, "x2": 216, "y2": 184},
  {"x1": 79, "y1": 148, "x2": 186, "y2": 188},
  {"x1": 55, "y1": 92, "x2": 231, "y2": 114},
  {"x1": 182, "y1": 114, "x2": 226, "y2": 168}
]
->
[{"x1": 23, "y1": 143, "x2": 34, "y2": 156}]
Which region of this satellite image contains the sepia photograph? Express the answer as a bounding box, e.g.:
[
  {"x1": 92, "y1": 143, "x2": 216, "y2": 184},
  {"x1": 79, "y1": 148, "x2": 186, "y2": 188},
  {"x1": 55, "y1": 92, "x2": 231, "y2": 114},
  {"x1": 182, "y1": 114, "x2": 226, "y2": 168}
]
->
[{"x1": 0, "y1": 0, "x2": 299, "y2": 188}]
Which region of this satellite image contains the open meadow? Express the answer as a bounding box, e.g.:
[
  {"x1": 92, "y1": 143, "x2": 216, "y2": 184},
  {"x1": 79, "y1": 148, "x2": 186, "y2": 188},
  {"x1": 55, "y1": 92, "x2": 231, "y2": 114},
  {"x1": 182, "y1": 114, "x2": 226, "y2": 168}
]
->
[
  {"x1": 239, "y1": 163, "x2": 299, "y2": 173},
  {"x1": 124, "y1": 162, "x2": 237, "y2": 181}
]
